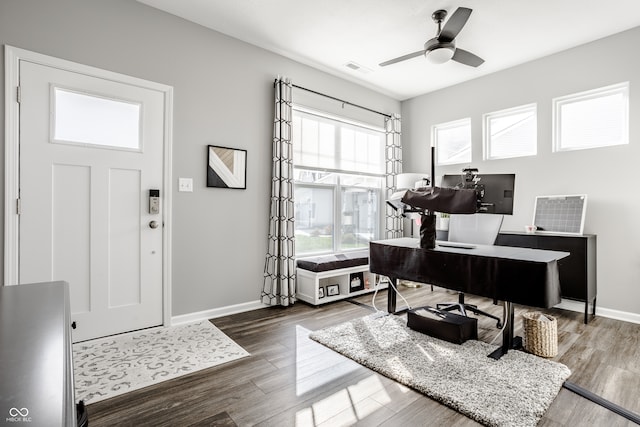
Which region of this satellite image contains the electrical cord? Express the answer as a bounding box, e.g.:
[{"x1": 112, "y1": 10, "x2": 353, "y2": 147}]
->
[
  {"x1": 488, "y1": 301, "x2": 508, "y2": 345},
  {"x1": 370, "y1": 276, "x2": 411, "y2": 314}
]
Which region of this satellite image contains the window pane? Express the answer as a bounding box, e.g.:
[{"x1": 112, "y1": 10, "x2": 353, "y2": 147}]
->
[
  {"x1": 434, "y1": 119, "x2": 472, "y2": 165},
  {"x1": 485, "y1": 104, "x2": 537, "y2": 159},
  {"x1": 292, "y1": 108, "x2": 385, "y2": 256},
  {"x1": 293, "y1": 110, "x2": 384, "y2": 174},
  {"x1": 53, "y1": 87, "x2": 141, "y2": 150},
  {"x1": 341, "y1": 187, "x2": 379, "y2": 250},
  {"x1": 340, "y1": 128, "x2": 385, "y2": 174},
  {"x1": 554, "y1": 83, "x2": 629, "y2": 151},
  {"x1": 292, "y1": 117, "x2": 336, "y2": 169},
  {"x1": 294, "y1": 186, "x2": 334, "y2": 254}
]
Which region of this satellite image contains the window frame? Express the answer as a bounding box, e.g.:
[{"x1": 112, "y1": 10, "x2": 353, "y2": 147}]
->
[
  {"x1": 552, "y1": 82, "x2": 629, "y2": 152},
  {"x1": 292, "y1": 106, "x2": 386, "y2": 256},
  {"x1": 432, "y1": 118, "x2": 472, "y2": 166},
  {"x1": 483, "y1": 103, "x2": 537, "y2": 160}
]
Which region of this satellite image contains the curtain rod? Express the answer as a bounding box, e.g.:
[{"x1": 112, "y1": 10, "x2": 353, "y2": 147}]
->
[{"x1": 291, "y1": 84, "x2": 392, "y2": 119}]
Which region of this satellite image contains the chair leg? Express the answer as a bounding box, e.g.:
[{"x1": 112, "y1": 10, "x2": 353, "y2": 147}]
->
[
  {"x1": 437, "y1": 302, "x2": 468, "y2": 316},
  {"x1": 437, "y1": 292, "x2": 503, "y2": 328},
  {"x1": 463, "y1": 305, "x2": 503, "y2": 328}
]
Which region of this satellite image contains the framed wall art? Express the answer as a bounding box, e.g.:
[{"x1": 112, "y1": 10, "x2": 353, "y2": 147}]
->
[{"x1": 207, "y1": 145, "x2": 247, "y2": 189}]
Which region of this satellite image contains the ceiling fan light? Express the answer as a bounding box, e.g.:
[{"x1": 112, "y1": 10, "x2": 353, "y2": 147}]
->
[{"x1": 427, "y1": 47, "x2": 454, "y2": 64}]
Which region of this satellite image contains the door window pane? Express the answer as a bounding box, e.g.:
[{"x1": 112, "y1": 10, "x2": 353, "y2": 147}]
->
[
  {"x1": 52, "y1": 87, "x2": 141, "y2": 150},
  {"x1": 294, "y1": 186, "x2": 334, "y2": 254}
]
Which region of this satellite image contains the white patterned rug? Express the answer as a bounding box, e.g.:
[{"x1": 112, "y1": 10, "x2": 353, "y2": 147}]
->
[
  {"x1": 309, "y1": 314, "x2": 571, "y2": 427},
  {"x1": 73, "y1": 320, "x2": 249, "y2": 404}
]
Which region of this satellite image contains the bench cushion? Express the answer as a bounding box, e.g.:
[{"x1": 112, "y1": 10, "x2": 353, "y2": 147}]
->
[{"x1": 296, "y1": 250, "x2": 369, "y2": 273}]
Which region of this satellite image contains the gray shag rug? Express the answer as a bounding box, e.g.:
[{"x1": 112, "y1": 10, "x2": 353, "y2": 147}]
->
[{"x1": 309, "y1": 314, "x2": 571, "y2": 427}]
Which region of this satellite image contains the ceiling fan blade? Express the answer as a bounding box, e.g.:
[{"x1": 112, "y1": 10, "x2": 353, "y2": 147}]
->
[
  {"x1": 438, "y1": 7, "x2": 472, "y2": 43},
  {"x1": 451, "y1": 48, "x2": 484, "y2": 67},
  {"x1": 379, "y1": 50, "x2": 424, "y2": 67}
]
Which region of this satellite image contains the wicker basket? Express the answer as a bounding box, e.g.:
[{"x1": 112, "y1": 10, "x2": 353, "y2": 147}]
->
[{"x1": 522, "y1": 311, "x2": 558, "y2": 358}]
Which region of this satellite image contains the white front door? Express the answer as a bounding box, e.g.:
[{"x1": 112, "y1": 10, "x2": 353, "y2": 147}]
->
[{"x1": 12, "y1": 53, "x2": 170, "y2": 342}]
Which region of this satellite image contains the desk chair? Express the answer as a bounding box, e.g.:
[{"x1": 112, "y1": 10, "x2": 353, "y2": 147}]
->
[{"x1": 437, "y1": 213, "x2": 504, "y2": 328}]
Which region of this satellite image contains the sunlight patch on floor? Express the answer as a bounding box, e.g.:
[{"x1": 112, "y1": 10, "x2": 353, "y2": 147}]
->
[
  {"x1": 295, "y1": 325, "x2": 361, "y2": 396},
  {"x1": 295, "y1": 375, "x2": 389, "y2": 426},
  {"x1": 295, "y1": 325, "x2": 392, "y2": 425}
]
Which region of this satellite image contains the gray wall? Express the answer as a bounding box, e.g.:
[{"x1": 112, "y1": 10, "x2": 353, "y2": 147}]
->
[
  {"x1": 0, "y1": 0, "x2": 400, "y2": 316},
  {"x1": 402, "y1": 27, "x2": 640, "y2": 317}
]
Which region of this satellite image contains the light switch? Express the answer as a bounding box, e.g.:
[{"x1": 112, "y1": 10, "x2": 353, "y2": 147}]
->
[{"x1": 178, "y1": 178, "x2": 193, "y2": 192}]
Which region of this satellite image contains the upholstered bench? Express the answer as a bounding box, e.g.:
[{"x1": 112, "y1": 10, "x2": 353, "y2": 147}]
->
[
  {"x1": 296, "y1": 250, "x2": 369, "y2": 272},
  {"x1": 296, "y1": 250, "x2": 384, "y2": 305}
]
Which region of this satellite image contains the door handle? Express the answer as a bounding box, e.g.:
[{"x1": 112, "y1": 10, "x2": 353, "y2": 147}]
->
[{"x1": 149, "y1": 220, "x2": 160, "y2": 229}]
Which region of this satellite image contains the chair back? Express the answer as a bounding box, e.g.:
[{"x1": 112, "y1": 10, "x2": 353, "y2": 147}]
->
[{"x1": 448, "y1": 214, "x2": 504, "y2": 246}]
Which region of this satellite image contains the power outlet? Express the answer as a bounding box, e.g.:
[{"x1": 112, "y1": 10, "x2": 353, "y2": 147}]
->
[{"x1": 178, "y1": 178, "x2": 193, "y2": 192}]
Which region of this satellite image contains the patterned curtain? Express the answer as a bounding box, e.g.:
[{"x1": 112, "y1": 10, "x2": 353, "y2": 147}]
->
[
  {"x1": 385, "y1": 113, "x2": 403, "y2": 238},
  {"x1": 262, "y1": 77, "x2": 296, "y2": 306}
]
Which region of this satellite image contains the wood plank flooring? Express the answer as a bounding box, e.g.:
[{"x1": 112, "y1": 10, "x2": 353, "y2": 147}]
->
[{"x1": 85, "y1": 287, "x2": 640, "y2": 426}]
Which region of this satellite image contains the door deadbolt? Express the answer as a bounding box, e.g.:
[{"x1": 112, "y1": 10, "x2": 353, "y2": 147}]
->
[{"x1": 149, "y1": 189, "x2": 160, "y2": 214}]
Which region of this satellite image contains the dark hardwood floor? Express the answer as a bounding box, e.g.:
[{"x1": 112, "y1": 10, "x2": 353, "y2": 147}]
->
[{"x1": 85, "y1": 287, "x2": 640, "y2": 426}]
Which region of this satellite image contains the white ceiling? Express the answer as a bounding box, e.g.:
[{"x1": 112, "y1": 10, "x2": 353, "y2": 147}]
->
[{"x1": 138, "y1": 0, "x2": 640, "y2": 100}]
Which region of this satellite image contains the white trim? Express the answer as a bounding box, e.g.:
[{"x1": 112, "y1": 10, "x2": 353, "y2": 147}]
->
[
  {"x1": 4, "y1": 45, "x2": 20, "y2": 286},
  {"x1": 171, "y1": 300, "x2": 268, "y2": 326},
  {"x1": 555, "y1": 299, "x2": 640, "y2": 325},
  {"x1": 3, "y1": 45, "x2": 175, "y2": 333},
  {"x1": 162, "y1": 85, "x2": 174, "y2": 328}
]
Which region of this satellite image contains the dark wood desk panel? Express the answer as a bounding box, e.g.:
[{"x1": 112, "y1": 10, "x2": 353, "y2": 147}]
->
[
  {"x1": 496, "y1": 232, "x2": 597, "y2": 323},
  {"x1": 369, "y1": 238, "x2": 568, "y2": 359}
]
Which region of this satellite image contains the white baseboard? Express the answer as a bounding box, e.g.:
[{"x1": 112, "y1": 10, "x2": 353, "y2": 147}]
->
[
  {"x1": 171, "y1": 298, "x2": 640, "y2": 326},
  {"x1": 554, "y1": 299, "x2": 640, "y2": 325},
  {"x1": 171, "y1": 300, "x2": 268, "y2": 326}
]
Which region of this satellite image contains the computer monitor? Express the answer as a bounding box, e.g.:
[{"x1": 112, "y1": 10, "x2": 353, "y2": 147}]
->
[{"x1": 441, "y1": 171, "x2": 515, "y2": 215}]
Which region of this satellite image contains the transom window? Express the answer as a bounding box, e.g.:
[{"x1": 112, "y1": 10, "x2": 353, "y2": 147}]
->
[
  {"x1": 553, "y1": 82, "x2": 629, "y2": 152},
  {"x1": 292, "y1": 108, "x2": 385, "y2": 256},
  {"x1": 483, "y1": 103, "x2": 537, "y2": 160},
  {"x1": 433, "y1": 118, "x2": 472, "y2": 165},
  {"x1": 52, "y1": 87, "x2": 142, "y2": 150}
]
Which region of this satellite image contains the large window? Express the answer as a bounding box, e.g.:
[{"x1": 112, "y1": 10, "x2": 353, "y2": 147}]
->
[
  {"x1": 483, "y1": 104, "x2": 537, "y2": 160},
  {"x1": 433, "y1": 118, "x2": 472, "y2": 165},
  {"x1": 293, "y1": 108, "x2": 385, "y2": 256},
  {"x1": 553, "y1": 82, "x2": 629, "y2": 152}
]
